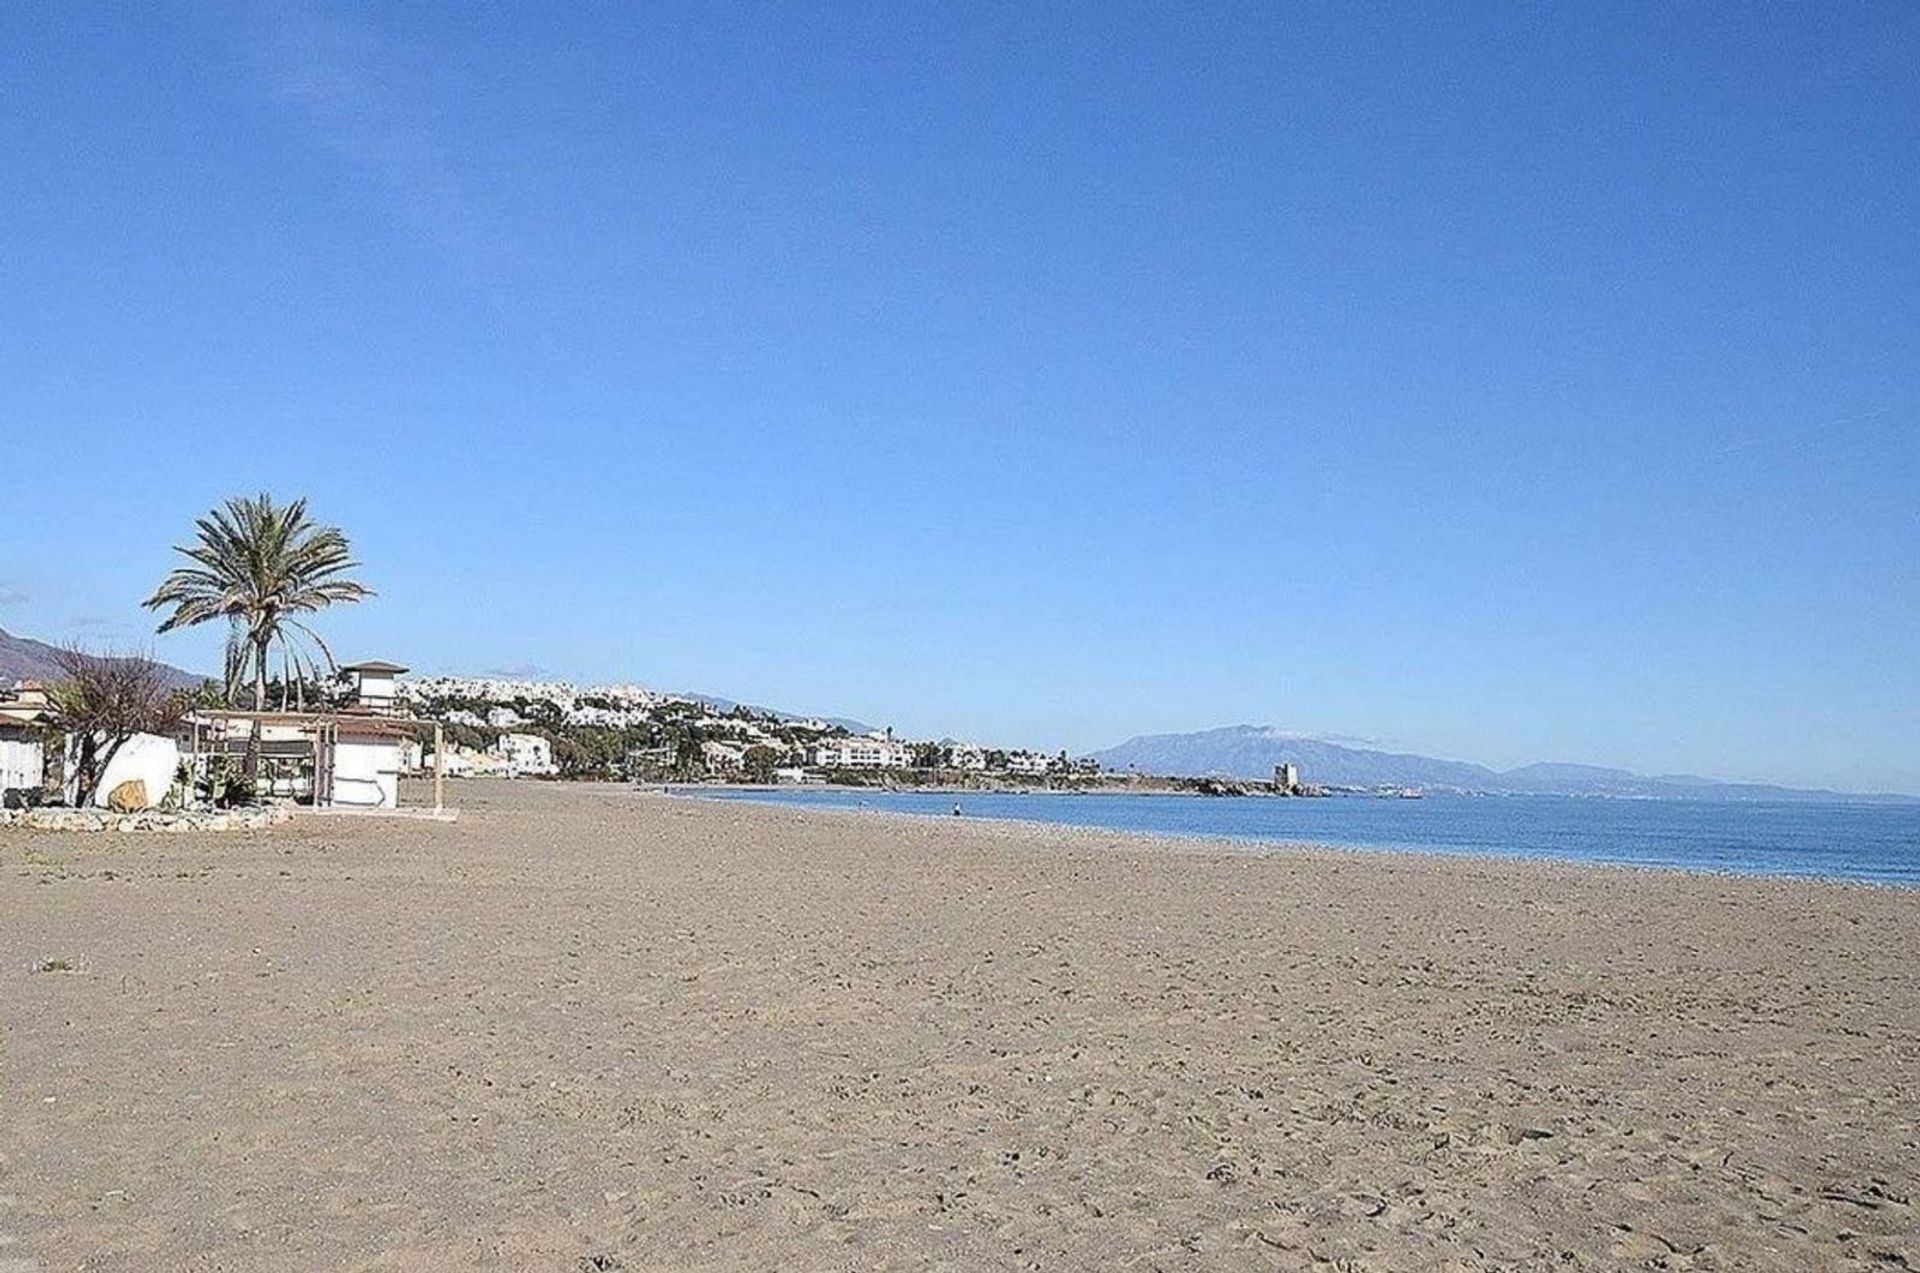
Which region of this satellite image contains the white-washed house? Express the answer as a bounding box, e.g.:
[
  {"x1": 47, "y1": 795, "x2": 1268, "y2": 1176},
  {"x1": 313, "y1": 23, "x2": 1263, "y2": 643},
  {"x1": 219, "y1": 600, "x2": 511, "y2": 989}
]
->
[
  {"x1": 496, "y1": 732, "x2": 557, "y2": 776},
  {"x1": 0, "y1": 683, "x2": 47, "y2": 797},
  {"x1": 1005, "y1": 751, "x2": 1057, "y2": 777}
]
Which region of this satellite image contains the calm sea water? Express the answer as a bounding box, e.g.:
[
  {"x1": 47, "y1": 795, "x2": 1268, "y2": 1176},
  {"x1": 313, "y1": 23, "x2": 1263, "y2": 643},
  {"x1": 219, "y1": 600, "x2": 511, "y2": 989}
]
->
[{"x1": 683, "y1": 787, "x2": 1920, "y2": 886}]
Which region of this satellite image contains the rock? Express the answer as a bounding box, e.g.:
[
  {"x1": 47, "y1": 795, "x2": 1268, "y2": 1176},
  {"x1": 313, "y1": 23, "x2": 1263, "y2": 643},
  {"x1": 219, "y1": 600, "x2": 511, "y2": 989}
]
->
[
  {"x1": 0, "y1": 803, "x2": 287, "y2": 834},
  {"x1": 107, "y1": 780, "x2": 150, "y2": 813}
]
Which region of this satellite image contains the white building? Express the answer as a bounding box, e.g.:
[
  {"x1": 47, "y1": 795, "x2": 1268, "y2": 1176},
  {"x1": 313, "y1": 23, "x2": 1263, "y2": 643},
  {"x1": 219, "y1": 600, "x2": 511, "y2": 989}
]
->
[
  {"x1": 701, "y1": 740, "x2": 746, "y2": 774},
  {"x1": 340, "y1": 660, "x2": 408, "y2": 716},
  {"x1": 329, "y1": 658, "x2": 415, "y2": 805},
  {"x1": 188, "y1": 712, "x2": 413, "y2": 809},
  {"x1": 182, "y1": 657, "x2": 423, "y2": 810},
  {"x1": 947, "y1": 743, "x2": 989, "y2": 772},
  {"x1": 812, "y1": 733, "x2": 913, "y2": 770},
  {"x1": 1006, "y1": 751, "x2": 1057, "y2": 776},
  {"x1": 0, "y1": 724, "x2": 41, "y2": 795},
  {"x1": 0, "y1": 683, "x2": 48, "y2": 796},
  {"x1": 327, "y1": 719, "x2": 410, "y2": 808},
  {"x1": 431, "y1": 744, "x2": 509, "y2": 778},
  {"x1": 496, "y1": 732, "x2": 556, "y2": 776}
]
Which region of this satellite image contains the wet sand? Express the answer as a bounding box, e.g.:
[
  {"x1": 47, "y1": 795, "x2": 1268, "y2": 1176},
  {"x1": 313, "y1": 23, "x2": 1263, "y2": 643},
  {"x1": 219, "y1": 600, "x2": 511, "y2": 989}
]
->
[{"x1": 2, "y1": 780, "x2": 1916, "y2": 1271}]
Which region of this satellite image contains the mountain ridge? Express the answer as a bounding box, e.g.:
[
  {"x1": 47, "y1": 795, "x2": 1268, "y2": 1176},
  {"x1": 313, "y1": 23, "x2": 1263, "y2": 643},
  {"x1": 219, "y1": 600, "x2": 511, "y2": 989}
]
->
[
  {"x1": 0, "y1": 627, "x2": 206, "y2": 691},
  {"x1": 1090, "y1": 724, "x2": 1917, "y2": 803}
]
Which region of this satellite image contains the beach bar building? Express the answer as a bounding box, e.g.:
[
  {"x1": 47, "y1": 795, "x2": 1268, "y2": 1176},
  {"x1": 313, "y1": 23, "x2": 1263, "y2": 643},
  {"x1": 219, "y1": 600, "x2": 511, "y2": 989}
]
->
[
  {"x1": 187, "y1": 712, "x2": 425, "y2": 808},
  {"x1": 185, "y1": 657, "x2": 446, "y2": 813}
]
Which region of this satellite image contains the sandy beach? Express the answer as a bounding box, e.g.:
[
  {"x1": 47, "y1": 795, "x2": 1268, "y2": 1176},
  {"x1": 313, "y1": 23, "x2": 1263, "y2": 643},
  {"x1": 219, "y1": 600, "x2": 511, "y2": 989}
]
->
[{"x1": 3, "y1": 780, "x2": 1916, "y2": 1271}]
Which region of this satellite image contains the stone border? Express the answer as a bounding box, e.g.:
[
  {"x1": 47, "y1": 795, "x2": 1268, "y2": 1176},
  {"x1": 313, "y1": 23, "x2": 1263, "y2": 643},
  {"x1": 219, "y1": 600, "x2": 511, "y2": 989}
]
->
[{"x1": 0, "y1": 806, "x2": 294, "y2": 833}]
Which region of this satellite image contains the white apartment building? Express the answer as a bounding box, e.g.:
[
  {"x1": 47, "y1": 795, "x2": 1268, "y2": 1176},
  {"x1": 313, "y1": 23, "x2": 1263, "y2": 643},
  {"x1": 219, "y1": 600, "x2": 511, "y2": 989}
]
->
[
  {"x1": 947, "y1": 744, "x2": 989, "y2": 771},
  {"x1": 1005, "y1": 751, "x2": 1058, "y2": 776},
  {"x1": 812, "y1": 734, "x2": 913, "y2": 769}
]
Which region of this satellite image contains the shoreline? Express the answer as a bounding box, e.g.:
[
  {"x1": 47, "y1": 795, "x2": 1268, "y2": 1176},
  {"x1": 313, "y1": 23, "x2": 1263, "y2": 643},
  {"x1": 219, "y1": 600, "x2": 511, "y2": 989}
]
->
[
  {"x1": 643, "y1": 778, "x2": 1920, "y2": 806},
  {"x1": 659, "y1": 783, "x2": 1920, "y2": 893}
]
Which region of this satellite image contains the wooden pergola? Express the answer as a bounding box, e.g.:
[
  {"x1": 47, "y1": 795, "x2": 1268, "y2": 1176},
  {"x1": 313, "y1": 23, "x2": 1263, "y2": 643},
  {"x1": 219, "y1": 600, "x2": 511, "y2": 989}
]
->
[{"x1": 184, "y1": 709, "x2": 448, "y2": 813}]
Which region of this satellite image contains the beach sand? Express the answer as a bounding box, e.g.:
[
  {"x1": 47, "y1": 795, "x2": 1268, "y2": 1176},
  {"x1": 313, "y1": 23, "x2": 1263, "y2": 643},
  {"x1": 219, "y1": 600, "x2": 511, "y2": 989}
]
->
[{"x1": 3, "y1": 780, "x2": 1916, "y2": 1271}]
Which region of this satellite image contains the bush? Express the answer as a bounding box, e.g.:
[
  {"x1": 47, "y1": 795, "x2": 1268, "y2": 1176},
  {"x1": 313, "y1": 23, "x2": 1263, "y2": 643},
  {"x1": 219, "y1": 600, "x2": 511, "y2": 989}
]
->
[{"x1": 200, "y1": 757, "x2": 257, "y2": 808}]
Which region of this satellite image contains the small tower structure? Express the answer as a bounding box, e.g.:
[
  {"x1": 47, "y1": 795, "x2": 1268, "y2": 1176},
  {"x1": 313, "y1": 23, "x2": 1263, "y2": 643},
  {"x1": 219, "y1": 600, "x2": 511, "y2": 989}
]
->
[{"x1": 340, "y1": 660, "x2": 409, "y2": 716}]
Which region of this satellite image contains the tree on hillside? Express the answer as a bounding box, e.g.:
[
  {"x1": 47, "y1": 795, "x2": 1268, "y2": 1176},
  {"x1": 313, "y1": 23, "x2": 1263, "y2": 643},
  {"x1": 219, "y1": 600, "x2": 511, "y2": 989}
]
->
[
  {"x1": 674, "y1": 732, "x2": 706, "y2": 779},
  {"x1": 743, "y1": 744, "x2": 782, "y2": 784},
  {"x1": 142, "y1": 494, "x2": 372, "y2": 712},
  {"x1": 51, "y1": 647, "x2": 188, "y2": 807}
]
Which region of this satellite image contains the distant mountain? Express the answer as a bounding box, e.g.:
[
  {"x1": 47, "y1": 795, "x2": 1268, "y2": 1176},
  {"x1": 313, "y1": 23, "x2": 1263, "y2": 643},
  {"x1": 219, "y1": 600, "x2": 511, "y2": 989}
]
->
[
  {"x1": 1090, "y1": 725, "x2": 1917, "y2": 803},
  {"x1": 0, "y1": 627, "x2": 207, "y2": 691}
]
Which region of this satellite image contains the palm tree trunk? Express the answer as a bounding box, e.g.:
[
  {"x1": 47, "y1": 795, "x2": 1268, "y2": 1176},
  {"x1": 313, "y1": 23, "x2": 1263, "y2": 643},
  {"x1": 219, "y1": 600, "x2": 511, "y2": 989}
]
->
[{"x1": 245, "y1": 633, "x2": 270, "y2": 788}]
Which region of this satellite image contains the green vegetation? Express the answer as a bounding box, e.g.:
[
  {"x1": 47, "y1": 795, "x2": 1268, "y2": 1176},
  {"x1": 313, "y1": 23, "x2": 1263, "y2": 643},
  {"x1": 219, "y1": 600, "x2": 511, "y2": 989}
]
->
[{"x1": 143, "y1": 493, "x2": 372, "y2": 710}]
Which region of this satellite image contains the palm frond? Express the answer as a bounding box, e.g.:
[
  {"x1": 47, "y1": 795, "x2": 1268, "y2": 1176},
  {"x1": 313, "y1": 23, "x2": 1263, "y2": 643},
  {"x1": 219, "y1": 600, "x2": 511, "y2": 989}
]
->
[{"x1": 145, "y1": 494, "x2": 373, "y2": 704}]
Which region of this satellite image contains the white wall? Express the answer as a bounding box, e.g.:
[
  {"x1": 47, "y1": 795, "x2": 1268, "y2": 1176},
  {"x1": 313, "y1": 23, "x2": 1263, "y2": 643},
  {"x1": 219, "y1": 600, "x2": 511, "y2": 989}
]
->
[
  {"x1": 353, "y1": 673, "x2": 397, "y2": 711},
  {"x1": 332, "y1": 737, "x2": 401, "y2": 807},
  {"x1": 1, "y1": 736, "x2": 43, "y2": 793},
  {"x1": 65, "y1": 733, "x2": 180, "y2": 808}
]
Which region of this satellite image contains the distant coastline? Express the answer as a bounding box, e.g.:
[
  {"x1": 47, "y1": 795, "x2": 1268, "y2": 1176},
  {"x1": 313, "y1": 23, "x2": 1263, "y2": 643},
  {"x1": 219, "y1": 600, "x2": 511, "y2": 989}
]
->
[{"x1": 654, "y1": 776, "x2": 1915, "y2": 806}]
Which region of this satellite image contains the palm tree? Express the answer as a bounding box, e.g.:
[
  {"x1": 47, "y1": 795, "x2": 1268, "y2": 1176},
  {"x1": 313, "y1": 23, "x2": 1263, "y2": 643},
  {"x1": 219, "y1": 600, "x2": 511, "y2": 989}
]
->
[{"x1": 143, "y1": 494, "x2": 373, "y2": 712}]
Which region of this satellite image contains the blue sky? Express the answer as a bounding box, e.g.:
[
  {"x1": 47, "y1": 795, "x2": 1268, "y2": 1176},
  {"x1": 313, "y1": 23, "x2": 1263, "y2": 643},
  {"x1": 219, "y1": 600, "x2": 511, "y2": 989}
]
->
[{"x1": 3, "y1": 3, "x2": 1916, "y2": 792}]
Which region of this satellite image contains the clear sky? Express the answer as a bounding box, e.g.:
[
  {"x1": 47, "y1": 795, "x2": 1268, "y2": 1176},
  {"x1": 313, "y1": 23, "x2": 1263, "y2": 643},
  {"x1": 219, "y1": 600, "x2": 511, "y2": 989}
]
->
[{"x1": 3, "y1": 4, "x2": 1916, "y2": 792}]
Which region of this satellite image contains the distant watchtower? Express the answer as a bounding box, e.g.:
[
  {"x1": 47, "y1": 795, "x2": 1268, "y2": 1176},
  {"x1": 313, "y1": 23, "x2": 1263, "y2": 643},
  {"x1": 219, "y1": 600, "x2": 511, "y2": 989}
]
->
[
  {"x1": 1274, "y1": 762, "x2": 1300, "y2": 794},
  {"x1": 341, "y1": 660, "x2": 409, "y2": 716}
]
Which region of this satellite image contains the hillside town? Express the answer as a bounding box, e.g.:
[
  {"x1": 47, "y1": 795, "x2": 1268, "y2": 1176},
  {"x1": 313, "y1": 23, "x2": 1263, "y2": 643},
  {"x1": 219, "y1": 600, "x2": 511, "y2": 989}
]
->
[
  {"x1": 393, "y1": 673, "x2": 1088, "y2": 785},
  {"x1": 1, "y1": 658, "x2": 1110, "y2": 812},
  {"x1": 5, "y1": 642, "x2": 1331, "y2": 815}
]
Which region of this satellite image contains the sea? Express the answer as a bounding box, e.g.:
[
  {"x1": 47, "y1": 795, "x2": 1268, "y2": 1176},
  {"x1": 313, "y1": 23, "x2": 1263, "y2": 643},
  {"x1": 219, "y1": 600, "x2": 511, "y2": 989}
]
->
[{"x1": 682, "y1": 787, "x2": 1920, "y2": 886}]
